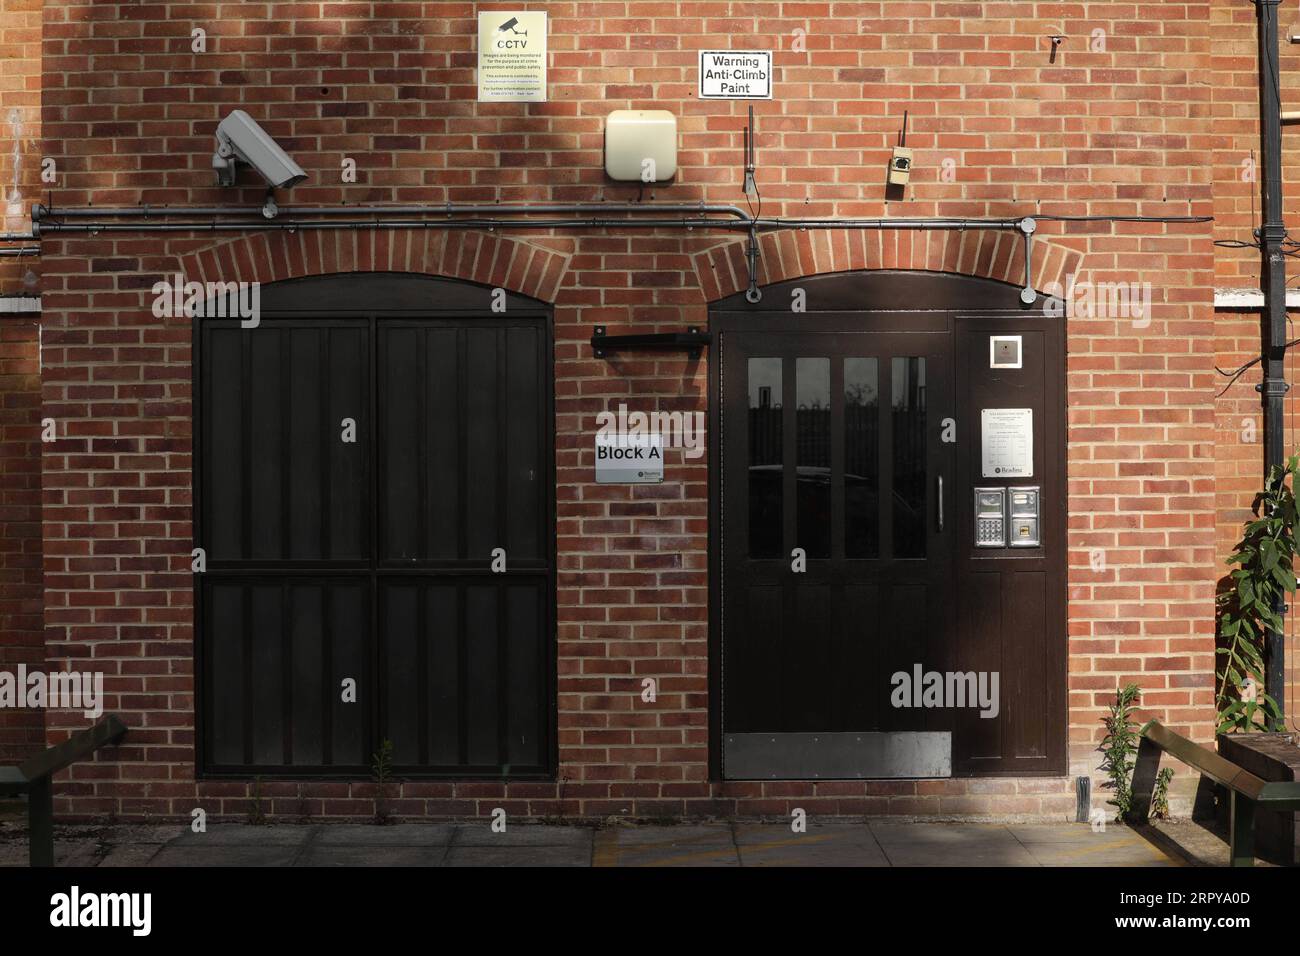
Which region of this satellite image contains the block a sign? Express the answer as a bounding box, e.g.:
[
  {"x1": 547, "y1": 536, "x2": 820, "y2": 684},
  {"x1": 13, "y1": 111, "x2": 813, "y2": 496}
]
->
[
  {"x1": 698, "y1": 50, "x2": 773, "y2": 99},
  {"x1": 477, "y1": 11, "x2": 547, "y2": 102},
  {"x1": 595, "y1": 433, "x2": 664, "y2": 484}
]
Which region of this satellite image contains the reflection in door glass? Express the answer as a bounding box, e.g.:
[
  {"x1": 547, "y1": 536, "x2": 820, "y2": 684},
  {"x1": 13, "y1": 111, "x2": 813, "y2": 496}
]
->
[
  {"x1": 892, "y1": 357, "x2": 927, "y2": 558},
  {"x1": 748, "y1": 358, "x2": 782, "y2": 558},
  {"x1": 845, "y1": 358, "x2": 879, "y2": 559},
  {"x1": 796, "y1": 358, "x2": 831, "y2": 558}
]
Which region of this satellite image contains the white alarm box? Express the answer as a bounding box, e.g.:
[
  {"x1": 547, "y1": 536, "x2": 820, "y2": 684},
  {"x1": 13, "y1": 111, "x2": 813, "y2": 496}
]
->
[{"x1": 605, "y1": 110, "x2": 678, "y2": 182}]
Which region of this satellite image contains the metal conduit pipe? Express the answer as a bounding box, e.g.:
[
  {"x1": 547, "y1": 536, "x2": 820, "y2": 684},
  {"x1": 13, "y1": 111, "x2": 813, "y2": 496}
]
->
[
  {"x1": 33, "y1": 212, "x2": 1035, "y2": 303},
  {"x1": 32, "y1": 202, "x2": 754, "y2": 221},
  {"x1": 0, "y1": 246, "x2": 40, "y2": 257},
  {"x1": 32, "y1": 216, "x2": 1034, "y2": 233},
  {"x1": 26, "y1": 205, "x2": 1214, "y2": 303}
]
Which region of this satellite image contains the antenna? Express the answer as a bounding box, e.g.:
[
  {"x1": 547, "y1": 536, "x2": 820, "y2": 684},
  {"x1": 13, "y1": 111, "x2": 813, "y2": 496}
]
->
[
  {"x1": 899, "y1": 110, "x2": 908, "y2": 148},
  {"x1": 743, "y1": 104, "x2": 757, "y2": 197}
]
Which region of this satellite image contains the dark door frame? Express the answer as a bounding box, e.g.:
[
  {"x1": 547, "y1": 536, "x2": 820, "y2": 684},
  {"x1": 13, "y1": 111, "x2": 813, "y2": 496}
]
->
[
  {"x1": 707, "y1": 270, "x2": 1066, "y2": 780},
  {"x1": 192, "y1": 272, "x2": 558, "y2": 780}
]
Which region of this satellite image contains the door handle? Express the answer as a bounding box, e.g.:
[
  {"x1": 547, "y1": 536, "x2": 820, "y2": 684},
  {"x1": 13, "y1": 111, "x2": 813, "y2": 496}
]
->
[{"x1": 937, "y1": 474, "x2": 944, "y2": 532}]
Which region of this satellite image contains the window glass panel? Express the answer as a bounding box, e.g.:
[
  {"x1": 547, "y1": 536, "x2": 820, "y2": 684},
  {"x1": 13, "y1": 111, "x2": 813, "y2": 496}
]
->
[
  {"x1": 892, "y1": 357, "x2": 927, "y2": 558},
  {"x1": 845, "y1": 357, "x2": 879, "y2": 559},
  {"x1": 747, "y1": 358, "x2": 782, "y2": 558},
  {"x1": 796, "y1": 357, "x2": 830, "y2": 559}
]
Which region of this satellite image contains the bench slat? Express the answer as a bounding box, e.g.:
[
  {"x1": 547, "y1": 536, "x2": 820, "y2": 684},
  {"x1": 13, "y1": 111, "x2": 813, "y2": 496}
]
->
[{"x1": 1140, "y1": 720, "x2": 1269, "y2": 801}]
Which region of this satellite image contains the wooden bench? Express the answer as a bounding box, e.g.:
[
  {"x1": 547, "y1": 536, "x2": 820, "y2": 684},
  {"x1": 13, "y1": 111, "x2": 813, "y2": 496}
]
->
[
  {"x1": 0, "y1": 715, "x2": 128, "y2": 867},
  {"x1": 1133, "y1": 719, "x2": 1300, "y2": 866}
]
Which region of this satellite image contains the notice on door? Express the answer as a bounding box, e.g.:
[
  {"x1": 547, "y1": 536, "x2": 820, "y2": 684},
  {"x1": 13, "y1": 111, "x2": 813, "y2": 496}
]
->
[
  {"x1": 981, "y1": 408, "x2": 1033, "y2": 478},
  {"x1": 595, "y1": 433, "x2": 664, "y2": 484},
  {"x1": 698, "y1": 50, "x2": 773, "y2": 99},
  {"x1": 477, "y1": 12, "x2": 547, "y2": 102}
]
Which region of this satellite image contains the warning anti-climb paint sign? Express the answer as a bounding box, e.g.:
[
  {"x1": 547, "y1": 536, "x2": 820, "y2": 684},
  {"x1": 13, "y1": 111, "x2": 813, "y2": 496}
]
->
[{"x1": 698, "y1": 50, "x2": 773, "y2": 99}]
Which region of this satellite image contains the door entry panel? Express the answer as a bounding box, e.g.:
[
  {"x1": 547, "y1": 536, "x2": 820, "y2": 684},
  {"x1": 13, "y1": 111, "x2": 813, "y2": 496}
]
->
[{"x1": 714, "y1": 302, "x2": 1066, "y2": 780}]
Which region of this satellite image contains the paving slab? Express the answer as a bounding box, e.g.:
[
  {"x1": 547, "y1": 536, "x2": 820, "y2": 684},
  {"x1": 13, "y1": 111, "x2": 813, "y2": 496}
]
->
[
  {"x1": 452, "y1": 824, "x2": 594, "y2": 848},
  {"x1": 313, "y1": 824, "x2": 456, "y2": 846},
  {"x1": 445, "y1": 845, "x2": 589, "y2": 867},
  {"x1": 870, "y1": 824, "x2": 1040, "y2": 866},
  {"x1": 738, "y1": 832, "x2": 890, "y2": 867},
  {"x1": 1019, "y1": 840, "x2": 1180, "y2": 867},
  {"x1": 612, "y1": 825, "x2": 737, "y2": 847},
  {"x1": 1007, "y1": 823, "x2": 1133, "y2": 844},
  {"x1": 594, "y1": 825, "x2": 739, "y2": 866},
  {"x1": 148, "y1": 844, "x2": 303, "y2": 866},
  {"x1": 0, "y1": 841, "x2": 106, "y2": 868},
  {"x1": 97, "y1": 843, "x2": 167, "y2": 867},
  {"x1": 735, "y1": 823, "x2": 879, "y2": 847},
  {"x1": 740, "y1": 846, "x2": 889, "y2": 866},
  {"x1": 869, "y1": 822, "x2": 1021, "y2": 846},
  {"x1": 298, "y1": 843, "x2": 450, "y2": 866},
  {"x1": 169, "y1": 824, "x2": 315, "y2": 847}
]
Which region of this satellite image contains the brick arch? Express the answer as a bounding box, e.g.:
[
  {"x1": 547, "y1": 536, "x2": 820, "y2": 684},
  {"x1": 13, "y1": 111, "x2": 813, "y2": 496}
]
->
[
  {"x1": 692, "y1": 228, "x2": 1083, "y2": 302},
  {"x1": 176, "y1": 228, "x2": 571, "y2": 303}
]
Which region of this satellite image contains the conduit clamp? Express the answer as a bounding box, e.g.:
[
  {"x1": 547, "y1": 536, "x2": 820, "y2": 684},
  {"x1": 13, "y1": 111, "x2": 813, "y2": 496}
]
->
[{"x1": 1019, "y1": 217, "x2": 1037, "y2": 305}]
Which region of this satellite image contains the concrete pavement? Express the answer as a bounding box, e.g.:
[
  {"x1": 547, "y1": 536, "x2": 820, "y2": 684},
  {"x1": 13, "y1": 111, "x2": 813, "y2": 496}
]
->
[{"x1": 0, "y1": 818, "x2": 1262, "y2": 867}]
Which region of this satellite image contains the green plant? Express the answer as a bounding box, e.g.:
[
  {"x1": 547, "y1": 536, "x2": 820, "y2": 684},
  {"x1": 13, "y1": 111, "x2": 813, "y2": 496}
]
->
[
  {"x1": 1150, "y1": 767, "x2": 1175, "y2": 821},
  {"x1": 1216, "y1": 456, "x2": 1295, "y2": 733},
  {"x1": 247, "y1": 775, "x2": 267, "y2": 826},
  {"x1": 1099, "y1": 684, "x2": 1142, "y2": 822},
  {"x1": 371, "y1": 739, "x2": 395, "y2": 825}
]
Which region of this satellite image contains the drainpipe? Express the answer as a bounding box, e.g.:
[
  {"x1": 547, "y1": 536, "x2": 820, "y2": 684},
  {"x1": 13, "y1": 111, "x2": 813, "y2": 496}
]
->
[{"x1": 1256, "y1": 0, "x2": 1288, "y2": 727}]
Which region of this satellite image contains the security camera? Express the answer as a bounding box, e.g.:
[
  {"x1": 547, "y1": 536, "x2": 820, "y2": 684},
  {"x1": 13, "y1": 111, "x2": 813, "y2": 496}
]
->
[{"x1": 212, "y1": 110, "x2": 307, "y2": 189}]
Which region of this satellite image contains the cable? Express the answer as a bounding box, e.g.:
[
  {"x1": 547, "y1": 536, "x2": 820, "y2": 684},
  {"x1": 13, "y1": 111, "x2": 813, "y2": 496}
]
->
[
  {"x1": 1032, "y1": 214, "x2": 1213, "y2": 223},
  {"x1": 1215, "y1": 336, "x2": 1300, "y2": 395}
]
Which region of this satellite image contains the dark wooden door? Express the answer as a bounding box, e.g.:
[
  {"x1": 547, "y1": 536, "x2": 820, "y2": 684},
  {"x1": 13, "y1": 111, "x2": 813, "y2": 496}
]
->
[
  {"x1": 196, "y1": 277, "x2": 555, "y2": 779},
  {"x1": 718, "y1": 325, "x2": 956, "y2": 778}
]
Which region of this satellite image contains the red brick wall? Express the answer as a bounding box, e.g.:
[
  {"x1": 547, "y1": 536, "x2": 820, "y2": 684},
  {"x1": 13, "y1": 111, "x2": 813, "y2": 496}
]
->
[
  {"x1": 37, "y1": 1, "x2": 1220, "y2": 820},
  {"x1": 0, "y1": 0, "x2": 43, "y2": 763},
  {"x1": 0, "y1": 319, "x2": 42, "y2": 762},
  {"x1": 0, "y1": 0, "x2": 41, "y2": 295}
]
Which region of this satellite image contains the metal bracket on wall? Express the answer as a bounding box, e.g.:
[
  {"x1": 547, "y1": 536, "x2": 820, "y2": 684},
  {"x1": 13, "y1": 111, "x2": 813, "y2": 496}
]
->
[
  {"x1": 1019, "y1": 217, "x2": 1037, "y2": 305},
  {"x1": 745, "y1": 226, "x2": 762, "y2": 303},
  {"x1": 590, "y1": 325, "x2": 711, "y2": 359}
]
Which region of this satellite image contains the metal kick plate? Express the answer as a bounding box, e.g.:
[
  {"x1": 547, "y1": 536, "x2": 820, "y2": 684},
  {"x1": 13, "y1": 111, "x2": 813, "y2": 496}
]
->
[{"x1": 724, "y1": 731, "x2": 952, "y2": 780}]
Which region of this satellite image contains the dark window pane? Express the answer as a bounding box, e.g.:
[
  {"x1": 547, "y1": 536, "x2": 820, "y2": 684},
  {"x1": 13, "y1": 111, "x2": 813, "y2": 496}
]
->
[
  {"x1": 845, "y1": 357, "x2": 879, "y2": 559},
  {"x1": 892, "y1": 357, "x2": 927, "y2": 558},
  {"x1": 747, "y1": 358, "x2": 782, "y2": 558},
  {"x1": 796, "y1": 357, "x2": 830, "y2": 559}
]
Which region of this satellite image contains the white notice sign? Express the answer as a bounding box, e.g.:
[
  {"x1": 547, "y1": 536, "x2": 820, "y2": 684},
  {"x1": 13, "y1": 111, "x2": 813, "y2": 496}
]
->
[
  {"x1": 698, "y1": 50, "x2": 773, "y2": 99},
  {"x1": 595, "y1": 433, "x2": 664, "y2": 484},
  {"x1": 981, "y1": 408, "x2": 1033, "y2": 478},
  {"x1": 478, "y1": 12, "x2": 547, "y2": 102}
]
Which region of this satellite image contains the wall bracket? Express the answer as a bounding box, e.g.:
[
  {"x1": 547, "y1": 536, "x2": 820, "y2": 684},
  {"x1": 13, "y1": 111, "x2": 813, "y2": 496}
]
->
[{"x1": 590, "y1": 325, "x2": 710, "y2": 359}]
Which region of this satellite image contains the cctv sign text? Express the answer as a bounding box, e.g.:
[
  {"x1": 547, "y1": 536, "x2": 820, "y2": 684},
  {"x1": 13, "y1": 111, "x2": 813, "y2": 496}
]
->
[
  {"x1": 698, "y1": 51, "x2": 773, "y2": 99},
  {"x1": 477, "y1": 12, "x2": 547, "y2": 102}
]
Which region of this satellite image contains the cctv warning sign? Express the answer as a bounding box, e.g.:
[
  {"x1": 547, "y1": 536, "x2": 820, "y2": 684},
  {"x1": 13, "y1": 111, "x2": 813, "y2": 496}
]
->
[
  {"x1": 478, "y1": 12, "x2": 547, "y2": 102},
  {"x1": 698, "y1": 50, "x2": 772, "y2": 99}
]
